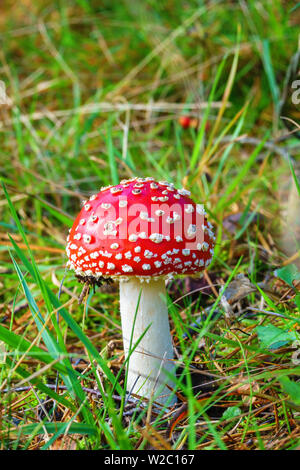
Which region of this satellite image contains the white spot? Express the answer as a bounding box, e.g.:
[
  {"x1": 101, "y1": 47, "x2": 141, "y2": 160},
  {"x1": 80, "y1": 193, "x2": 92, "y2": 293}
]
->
[
  {"x1": 100, "y1": 185, "x2": 112, "y2": 192},
  {"x1": 99, "y1": 261, "x2": 104, "y2": 268},
  {"x1": 196, "y1": 204, "x2": 205, "y2": 215},
  {"x1": 125, "y1": 251, "x2": 132, "y2": 259},
  {"x1": 174, "y1": 194, "x2": 180, "y2": 199},
  {"x1": 158, "y1": 196, "x2": 169, "y2": 202},
  {"x1": 115, "y1": 253, "x2": 122, "y2": 260},
  {"x1": 142, "y1": 264, "x2": 151, "y2": 271},
  {"x1": 119, "y1": 199, "x2": 128, "y2": 207},
  {"x1": 134, "y1": 256, "x2": 141, "y2": 263},
  {"x1": 208, "y1": 229, "x2": 214, "y2": 239},
  {"x1": 144, "y1": 250, "x2": 154, "y2": 259},
  {"x1": 83, "y1": 235, "x2": 91, "y2": 244},
  {"x1": 70, "y1": 243, "x2": 77, "y2": 250},
  {"x1": 140, "y1": 211, "x2": 149, "y2": 220},
  {"x1": 107, "y1": 263, "x2": 115, "y2": 270},
  {"x1": 100, "y1": 250, "x2": 112, "y2": 258},
  {"x1": 176, "y1": 236, "x2": 183, "y2": 242},
  {"x1": 182, "y1": 249, "x2": 190, "y2": 256},
  {"x1": 139, "y1": 232, "x2": 147, "y2": 239},
  {"x1": 187, "y1": 224, "x2": 197, "y2": 237},
  {"x1": 74, "y1": 233, "x2": 82, "y2": 240},
  {"x1": 134, "y1": 246, "x2": 141, "y2": 253},
  {"x1": 178, "y1": 188, "x2": 191, "y2": 196},
  {"x1": 185, "y1": 204, "x2": 194, "y2": 213},
  {"x1": 149, "y1": 233, "x2": 164, "y2": 243},
  {"x1": 103, "y1": 222, "x2": 117, "y2": 236},
  {"x1": 101, "y1": 203, "x2": 111, "y2": 210},
  {"x1": 84, "y1": 204, "x2": 91, "y2": 211},
  {"x1": 139, "y1": 211, "x2": 154, "y2": 222},
  {"x1": 111, "y1": 243, "x2": 119, "y2": 249},
  {"x1": 129, "y1": 234, "x2": 138, "y2": 242},
  {"x1": 155, "y1": 210, "x2": 164, "y2": 216},
  {"x1": 79, "y1": 219, "x2": 86, "y2": 225},
  {"x1": 110, "y1": 187, "x2": 123, "y2": 194},
  {"x1": 122, "y1": 264, "x2": 133, "y2": 272}
]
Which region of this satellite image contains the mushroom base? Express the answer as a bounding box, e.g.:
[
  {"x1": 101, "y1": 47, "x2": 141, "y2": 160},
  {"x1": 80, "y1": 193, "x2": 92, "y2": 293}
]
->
[{"x1": 120, "y1": 278, "x2": 177, "y2": 406}]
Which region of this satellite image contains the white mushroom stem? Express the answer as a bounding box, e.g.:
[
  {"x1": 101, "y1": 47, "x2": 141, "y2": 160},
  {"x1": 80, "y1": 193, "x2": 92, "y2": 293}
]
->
[{"x1": 119, "y1": 278, "x2": 176, "y2": 405}]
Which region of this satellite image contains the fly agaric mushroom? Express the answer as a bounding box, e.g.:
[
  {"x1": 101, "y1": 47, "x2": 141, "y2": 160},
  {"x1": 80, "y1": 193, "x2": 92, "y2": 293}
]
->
[
  {"x1": 178, "y1": 115, "x2": 198, "y2": 129},
  {"x1": 66, "y1": 177, "x2": 215, "y2": 405}
]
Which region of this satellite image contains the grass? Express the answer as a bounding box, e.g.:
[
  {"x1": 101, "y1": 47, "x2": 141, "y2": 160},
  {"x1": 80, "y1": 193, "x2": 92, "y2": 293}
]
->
[{"x1": 0, "y1": 0, "x2": 300, "y2": 450}]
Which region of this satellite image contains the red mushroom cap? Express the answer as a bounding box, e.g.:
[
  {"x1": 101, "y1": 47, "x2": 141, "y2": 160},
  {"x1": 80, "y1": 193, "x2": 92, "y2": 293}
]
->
[
  {"x1": 178, "y1": 116, "x2": 192, "y2": 129},
  {"x1": 66, "y1": 177, "x2": 215, "y2": 281},
  {"x1": 178, "y1": 116, "x2": 199, "y2": 130}
]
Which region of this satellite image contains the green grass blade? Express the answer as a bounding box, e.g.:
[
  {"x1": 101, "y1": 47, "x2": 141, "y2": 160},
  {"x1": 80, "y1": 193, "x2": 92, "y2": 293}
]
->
[
  {"x1": 4, "y1": 356, "x2": 76, "y2": 412},
  {"x1": 18, "y1": 421, "x2": 97, "y2": 438},
  {"x1": 105, "y1": 118, "x2": 119, "y2": 185},
  {"x1": 216, "y1": 133, "x2": 269, "y2": 211},
  {"x1": 190, "y1": 55, "x2": 227, "y2": 169}
]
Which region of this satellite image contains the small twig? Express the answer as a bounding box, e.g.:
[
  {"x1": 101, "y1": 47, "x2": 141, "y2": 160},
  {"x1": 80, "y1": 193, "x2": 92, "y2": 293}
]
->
[
  {"x1": 247, "y1": 307, "x2": 293, "y2": 319},
  {"x1": 78, "y1": 283, "x2": 90, "y2": 305},
  {"x1": 220, "y1": 135, "x2": 294, "y2": 162}
]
